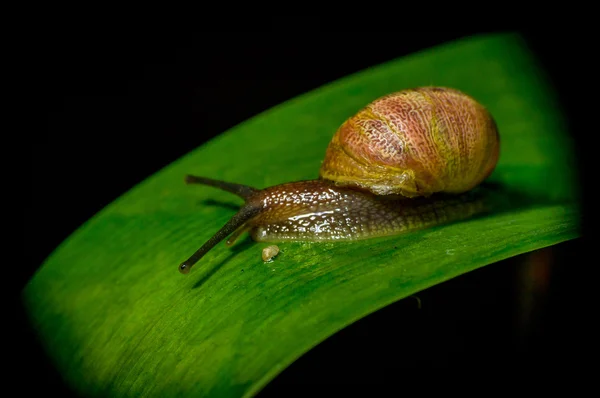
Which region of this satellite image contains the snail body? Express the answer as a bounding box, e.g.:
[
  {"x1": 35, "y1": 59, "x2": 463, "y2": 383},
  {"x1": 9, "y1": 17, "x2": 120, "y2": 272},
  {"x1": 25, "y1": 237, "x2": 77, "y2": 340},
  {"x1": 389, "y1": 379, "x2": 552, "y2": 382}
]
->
[{"x1": 179, "y1": 87, "x2": 500, "y2": 274}]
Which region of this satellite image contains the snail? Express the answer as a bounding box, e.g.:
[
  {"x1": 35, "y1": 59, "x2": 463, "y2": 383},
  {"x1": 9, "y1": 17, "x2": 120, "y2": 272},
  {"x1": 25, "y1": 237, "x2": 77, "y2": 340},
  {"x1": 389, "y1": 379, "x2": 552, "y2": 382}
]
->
[{"x1": 178, "y1": 86, "x2": 500, "y2": 274}]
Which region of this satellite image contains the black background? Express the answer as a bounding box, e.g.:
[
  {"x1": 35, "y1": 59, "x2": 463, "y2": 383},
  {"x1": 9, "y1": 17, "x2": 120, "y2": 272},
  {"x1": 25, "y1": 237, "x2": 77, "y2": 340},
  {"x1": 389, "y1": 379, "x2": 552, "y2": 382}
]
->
[{"x1": 20, "y1": 29, "x2": 592, "y2": 395}]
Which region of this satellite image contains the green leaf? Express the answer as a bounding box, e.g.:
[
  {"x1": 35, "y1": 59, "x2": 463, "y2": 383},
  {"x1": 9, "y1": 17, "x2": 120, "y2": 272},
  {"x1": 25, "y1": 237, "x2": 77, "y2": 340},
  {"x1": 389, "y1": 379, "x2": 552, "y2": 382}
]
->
[{"x1": 23, "y1": 32, "x2": 580, "y2": 397}]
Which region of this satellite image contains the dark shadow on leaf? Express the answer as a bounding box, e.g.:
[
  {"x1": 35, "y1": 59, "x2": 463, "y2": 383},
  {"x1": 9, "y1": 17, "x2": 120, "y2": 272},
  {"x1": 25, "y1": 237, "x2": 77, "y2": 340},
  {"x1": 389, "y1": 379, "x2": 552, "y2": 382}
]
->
[
  {"x1": 478, "y1": 181, "x2": 575, "y2": 213},
  {"x1": 196, "y1": 199, "x2": 242, "y2": 212},
  {"x1": 192, "y1": 235, "x2": 254, "y2": 289},
  {"x1": 430, "y1": 181, "x2": 579, "y2": 233}
]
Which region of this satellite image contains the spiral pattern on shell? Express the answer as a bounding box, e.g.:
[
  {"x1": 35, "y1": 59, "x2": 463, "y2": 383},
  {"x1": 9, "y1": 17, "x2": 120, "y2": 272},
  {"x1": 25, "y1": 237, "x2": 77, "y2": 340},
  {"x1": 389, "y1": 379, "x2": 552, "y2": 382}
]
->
[{"x1": 319, "y1": 87, "x2": 500, "y2": 198}]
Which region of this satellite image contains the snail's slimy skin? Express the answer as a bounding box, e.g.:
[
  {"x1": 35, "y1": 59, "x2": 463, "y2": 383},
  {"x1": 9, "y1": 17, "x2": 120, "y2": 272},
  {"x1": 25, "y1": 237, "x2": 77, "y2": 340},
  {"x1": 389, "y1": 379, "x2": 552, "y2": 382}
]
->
[
  {"x1": 178, "y1": 176, "x2": 489, "y2": 274},
  {"x1": 320, "y1": 87, "x2": 499, "y2": 197},
  {"x1": 247, "y1": 180, "x2": 486, "y2": 243}
]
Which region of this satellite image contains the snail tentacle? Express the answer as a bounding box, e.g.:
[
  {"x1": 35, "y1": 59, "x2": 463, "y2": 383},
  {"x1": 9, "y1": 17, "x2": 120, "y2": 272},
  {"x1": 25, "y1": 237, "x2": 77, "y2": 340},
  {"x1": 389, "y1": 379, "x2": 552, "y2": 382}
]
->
[
  {"x1": 179, "y1": 203, "x2": 261, "y2": 274},
  {"x1": 185, "y1": 174, "x2": 258, "y2": 200}
]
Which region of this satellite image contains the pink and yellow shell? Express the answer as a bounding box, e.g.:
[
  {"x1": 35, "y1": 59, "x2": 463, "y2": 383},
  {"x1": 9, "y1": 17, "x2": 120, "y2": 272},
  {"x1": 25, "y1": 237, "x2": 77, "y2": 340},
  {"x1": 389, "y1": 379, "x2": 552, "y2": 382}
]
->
[{"x1": 319, "y1": 87, "x2": 500, "y2": 198}]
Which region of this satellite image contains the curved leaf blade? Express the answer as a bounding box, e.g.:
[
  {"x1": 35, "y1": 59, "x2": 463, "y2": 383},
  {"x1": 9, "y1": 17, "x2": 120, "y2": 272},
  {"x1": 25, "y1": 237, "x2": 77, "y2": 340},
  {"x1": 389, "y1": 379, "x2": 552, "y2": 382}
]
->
[{"x1": 24, "y1": 32, "x2": 580, "y2": 398}]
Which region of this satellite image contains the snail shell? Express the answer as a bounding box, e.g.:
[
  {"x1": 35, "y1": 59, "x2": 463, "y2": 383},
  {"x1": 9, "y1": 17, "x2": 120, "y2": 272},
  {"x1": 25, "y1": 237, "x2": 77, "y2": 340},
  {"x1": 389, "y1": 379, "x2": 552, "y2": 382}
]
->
[{"x1": 319, "y1": 87, "x2": 500, "y2": 197}]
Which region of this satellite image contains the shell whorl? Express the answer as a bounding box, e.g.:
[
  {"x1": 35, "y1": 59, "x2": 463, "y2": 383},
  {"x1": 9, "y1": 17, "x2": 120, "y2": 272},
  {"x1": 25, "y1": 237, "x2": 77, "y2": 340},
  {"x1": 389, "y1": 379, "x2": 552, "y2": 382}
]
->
[{"x1": 319, "y1": 87, "x2": 500, "y2": 198}]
